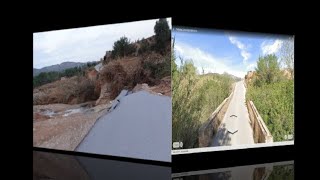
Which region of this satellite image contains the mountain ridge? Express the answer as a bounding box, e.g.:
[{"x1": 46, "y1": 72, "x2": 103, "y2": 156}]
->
[{"x1": 33, "y1": 61, "x2": 97, "y2": 76}]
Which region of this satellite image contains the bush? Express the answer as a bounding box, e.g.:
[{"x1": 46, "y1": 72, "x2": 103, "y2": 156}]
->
[
  {"x1": 111, "y1": 36, "x2": 136, "y2": 58},
  {"x1": 138, "y1": 39, "x2": 149, "y2": 55},
  {"x1": 33, "y1": 76, "x2": 98, "y2": 105},
  {"x1": 99, "y1": 62, "x2": 129, "y2": 99},
  {"x1": 172, "y1": 57, "x2": 235, "y2": 148},
  {"x1": 86, "y1": 61, "x2": 99, "y2": 68},
  {"x1": 247, "y1": 80, "x2": 294, "y2": 141},
  {"x1": 76, "y1": 77, "x2": 98, "y2": 102},
  {"x1": 58, "y1": 76, "x2": 98, "y2": 104},
  {"x1": 247, "y1": 54, "x2": 294, "y2": 142},
  {"x1": 254, "y1": 54, "x2": 281, "y2": 86},
  {"x1": 143, "y1": 54, "x2": 171, "y2": 79}
]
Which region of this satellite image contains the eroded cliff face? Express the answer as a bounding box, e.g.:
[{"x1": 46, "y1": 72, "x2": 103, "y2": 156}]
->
[{"x1": 33, "y1": 35, "x2": 170, "y2": 107}]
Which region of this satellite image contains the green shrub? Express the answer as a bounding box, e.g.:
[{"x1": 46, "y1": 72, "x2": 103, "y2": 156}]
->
[
  {"x1": 172, "y1": 56, "x2": 235, "y2": 148},
  {"x1": 111, "y1": 36, "x2": 136, "y2": 58},
  {"x1": 254, "y1": 54, "x2": 281, "y2": 85},
  {"x1": 138, "y1": 39, "x2": 149, "y2": 55},
  {"x1": 247, "y1": 54, "x2": 294, "y2": 142},
  {"x1": 247, "y1": 80, "x2": 294, "y2": 141},
  {"x1": 143, "y1": 54, "x2": 171, "y2": 79}
]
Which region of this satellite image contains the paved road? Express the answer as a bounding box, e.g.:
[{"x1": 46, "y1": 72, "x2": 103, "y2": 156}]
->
[
  {"x1": 76, "y1": 91, "x2": 172, "y2": 162},
  {"x1": 211, "y1": 80, "x2": 254, "y2": 146}
]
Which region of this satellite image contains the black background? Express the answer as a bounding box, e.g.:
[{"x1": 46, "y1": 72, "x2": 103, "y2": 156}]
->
[{"x1": 26, "y1": 8, "x2": 314, "y2": 179}]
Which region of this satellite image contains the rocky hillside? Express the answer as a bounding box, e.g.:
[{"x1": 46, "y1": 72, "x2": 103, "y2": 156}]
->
[{"x1": 95, "y1": 39, "x2": 171, "y2": 105}]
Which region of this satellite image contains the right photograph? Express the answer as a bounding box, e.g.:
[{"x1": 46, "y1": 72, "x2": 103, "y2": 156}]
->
[{"x1": 171, "y1": 26, "x2": 294, "y2": 153}]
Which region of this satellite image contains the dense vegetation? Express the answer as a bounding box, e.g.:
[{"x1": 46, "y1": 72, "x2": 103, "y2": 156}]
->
[
  {"x1": 143, "y1": 54, "x2": 171, "y2": 79},
  {"x1": 110, "y1": 18, "x2": 170, "y2": 58},
  {"x1": 172, "y1": 48, "x2": 236, "y2": 148},
  {"x1": 154, "y1": 18, "x2": 171, "y2": 53},
  {"x1": 33, "y1": 62, "x2": 98, "y2": 88},
  {"x1": 246, "y1": 53, "x2": 294, "y2": 141},
  {"x1": 111, "y1": 36, "x2": 136, "y2": 58},
  {"x1": 138, "y1": 38, "x2": 150, "y2": 55}
]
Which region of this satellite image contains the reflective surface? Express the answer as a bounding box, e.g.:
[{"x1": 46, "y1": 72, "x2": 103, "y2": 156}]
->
[
  {"x1": 33, "y1": 150, "x2": 171, "y2": 180},
  {"x1": 33, "y1": 150, "x2": 293, "y2": 180},
  {"x1": 172, "y1": 161, "x2": 294, "y2": 180}
]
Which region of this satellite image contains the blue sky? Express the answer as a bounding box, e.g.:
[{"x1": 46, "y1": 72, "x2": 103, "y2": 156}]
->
[
  {"x1": 33, "y1": 18, "x2": 172, "y2": 69},
  {"x1": 173, "y1": 27, "x2": 293, "y2": 78}
]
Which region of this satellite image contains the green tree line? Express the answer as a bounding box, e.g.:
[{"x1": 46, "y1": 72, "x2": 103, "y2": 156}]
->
[{"x1": 33, "y1": 62, "x2": 98, "y2": 88}]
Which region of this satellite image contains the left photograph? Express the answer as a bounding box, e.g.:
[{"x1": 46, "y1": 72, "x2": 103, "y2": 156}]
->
[{"x1": 33, "y1": 18, "x2": 172, "y2": 162}]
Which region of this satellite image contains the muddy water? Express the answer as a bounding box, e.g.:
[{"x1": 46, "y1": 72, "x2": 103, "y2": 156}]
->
[
  {"x1": 37, "y1": 106, "x2": 89, "y2": 119},
  {"x1": 63, "y1": 108, "x2": 86, "y2": 117},
  {"x1": 42, "y1": 109, "x2": 56, "y2": 117}
]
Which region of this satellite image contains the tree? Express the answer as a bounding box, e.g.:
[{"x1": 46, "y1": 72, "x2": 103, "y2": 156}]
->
[
  {"x1": 154, "y1": 18, "x2": 170, "y2": 53},
  {"x1": 280, "y1": 37, "x2": 294, "y2": 78},
  {"x1": 255, "y1": 54, "x2": 281, "y2": 85},
  {"x1": 111, "y1": 36, "x2": 135, "y2": 58}
]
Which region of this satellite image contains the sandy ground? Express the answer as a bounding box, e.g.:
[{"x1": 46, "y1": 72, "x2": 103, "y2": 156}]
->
[{"x1": 33, "y1": 103, "x2": 111, "y2": 151}]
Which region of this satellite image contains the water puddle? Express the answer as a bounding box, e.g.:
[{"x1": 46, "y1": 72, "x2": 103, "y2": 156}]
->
[
  {"x1": 42, "y1": 109, "x2": 56, "y2": 117},
  {"x1": 63, "y1": 107, "x2": 85, "y2": 117}
]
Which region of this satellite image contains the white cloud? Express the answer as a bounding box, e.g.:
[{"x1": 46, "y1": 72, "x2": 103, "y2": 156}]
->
[
  {"x1": 175, "y1": 42, "x2": 246, "y2": 78},
  {"x1": 261, "y1": 39, "x2": 283, "y2": 55},
  {"x1": 246, "y1": 63, "x2": 256, "y2": 71},
  {"x1": 228, "y1": 36, "x2": 251, "y2": 64},
  {"x1": 33, "y1": 18, "x2": 171, "y2": 69}
]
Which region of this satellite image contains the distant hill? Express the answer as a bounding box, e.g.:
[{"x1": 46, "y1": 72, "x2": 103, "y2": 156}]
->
[
  {"x1": 222, "y1": 72, "x2": 242, "y2": 81},
  {"x1": 33, "y1": 61, "x2": 97, "y2": 77},
  {"x1": 202, "y1": 72, "x2": 242, "y2": 81}
]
